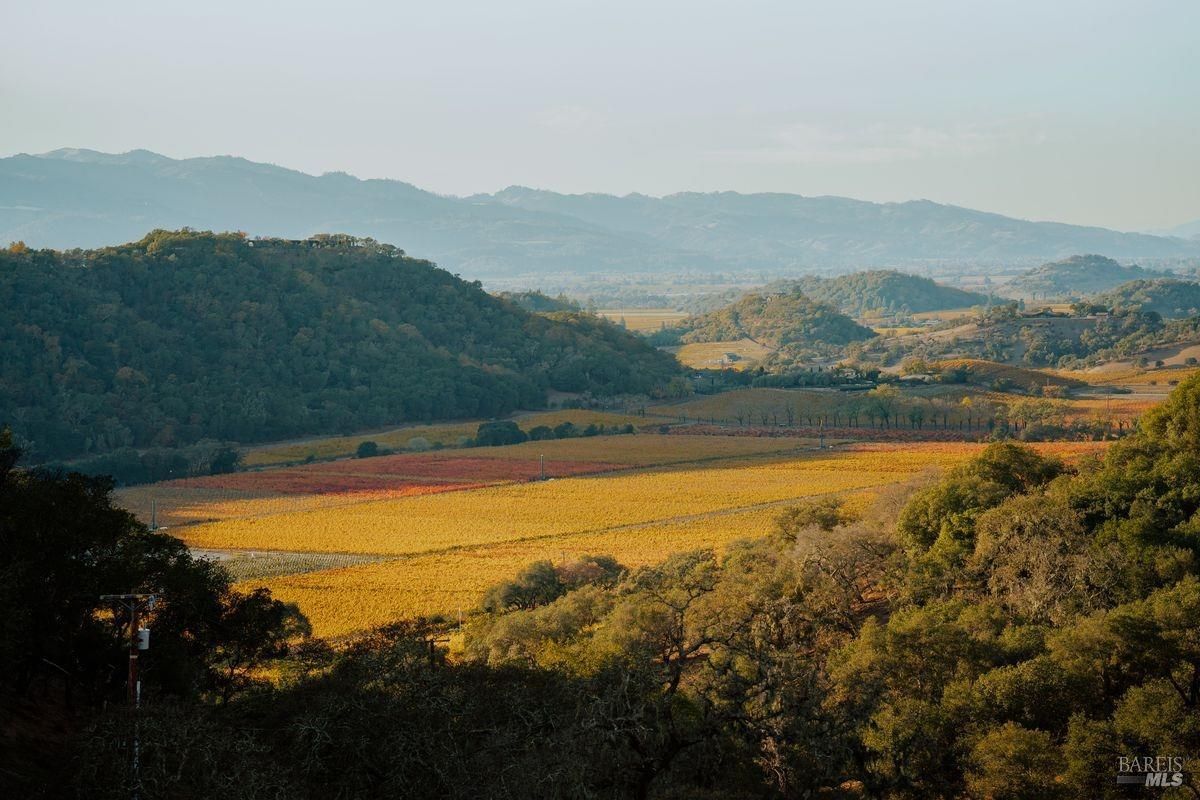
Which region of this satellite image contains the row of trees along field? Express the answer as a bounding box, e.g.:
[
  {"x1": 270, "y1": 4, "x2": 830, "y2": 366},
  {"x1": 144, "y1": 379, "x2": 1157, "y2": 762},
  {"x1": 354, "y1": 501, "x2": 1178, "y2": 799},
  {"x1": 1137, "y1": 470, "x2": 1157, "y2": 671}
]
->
[
  {"x1": 0, "y1": 231, "x2": 679, "y2": 464},
  {"x1": 671, "y1": 388, "x2": 1138, "y2": 440},
  {"x1": 5, "y1": 373, "x2": 1200, "y2": 797}
]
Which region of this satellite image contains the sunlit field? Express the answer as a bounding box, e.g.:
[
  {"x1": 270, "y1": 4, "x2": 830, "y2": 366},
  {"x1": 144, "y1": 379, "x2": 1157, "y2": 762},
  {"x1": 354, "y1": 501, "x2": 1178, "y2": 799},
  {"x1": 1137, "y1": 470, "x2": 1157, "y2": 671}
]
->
[
  {"x1": 670, "y1": 339, "x2": 774, "y2": 370},
  {"x1": 596, "y1": 308, "x2": 689, "y2": 331},
  {"x1": 180, "y1": 451, "x2": 909, "y2": 556},
  {"x1": 1057, "y1": 365, "x2": 1200, "y2": 387},
  {"x1": 870, "y1": 325, "x2": 927, "y2": 336},
  {"x1": 242, "y1": 408, "x2": 652, "y2": 467},
  {"x1": 910, "y1": 307, "x2": 982, "y2": 322},
  {"x1": 117, "y1": 434, "x2": 814, "y2": 527},
  {"x1": 132, "y1": 437, "x2": 1110, "y2": 637},
  {"x1": 247, "y1": 502, "x2": 821, "y2": 637}
]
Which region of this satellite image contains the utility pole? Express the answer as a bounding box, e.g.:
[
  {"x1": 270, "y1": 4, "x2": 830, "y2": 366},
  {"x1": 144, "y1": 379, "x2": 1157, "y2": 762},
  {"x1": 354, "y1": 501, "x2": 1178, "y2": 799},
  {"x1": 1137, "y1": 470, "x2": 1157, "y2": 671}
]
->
[
  {"x1": 100, "y1": 592, "x2": 157, "y2": 800},
  {"x1": 100, "y1": 593, "x2": 157, "y2": 706},
  {"x1": 539, "y1": 453, "x2": 545, "y2": 481}
]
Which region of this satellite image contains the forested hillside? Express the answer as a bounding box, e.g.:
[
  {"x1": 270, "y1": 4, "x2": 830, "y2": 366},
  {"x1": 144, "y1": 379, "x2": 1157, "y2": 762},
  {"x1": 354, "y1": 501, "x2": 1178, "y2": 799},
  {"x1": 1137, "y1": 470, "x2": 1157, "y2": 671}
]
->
[
  {"x1": 1003, "y1": 254, "x2": 1160, "y2": 299},
  {"x1": 788, "y1": 270, "x2": 990, "y2": 315},
  {"x1": 0, "y1": 231, "x2": 678, "y2": 462},
  {"x1": 668, "y1": 289, "x2": 874, "y2": 348},
  {"x1": 1091, "y1": 277, "x2": 1200, "y2": 318}
]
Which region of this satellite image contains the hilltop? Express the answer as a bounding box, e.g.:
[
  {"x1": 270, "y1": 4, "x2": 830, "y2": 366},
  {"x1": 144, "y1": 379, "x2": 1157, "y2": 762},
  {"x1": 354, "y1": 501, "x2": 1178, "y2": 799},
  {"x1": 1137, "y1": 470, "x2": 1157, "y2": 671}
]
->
[
  {"x1": 0, "y1": 231, "x2": 678, "y2": 463},
  {"x1": 669, "y1": 289, "x2": 874, "y2": 349},
  {"x1": 1002, "y1": 254, "x2": 1160, "y2": 299},
  {"x1": 1090, "y1": 277, "x2": 1200, "y2": 318},
  {"x1": 3, "y1": 150, "x2": 1197, "y2": 275},
  {"x1": 785, "y1": 270, "x2": 990, "y2": 316}
]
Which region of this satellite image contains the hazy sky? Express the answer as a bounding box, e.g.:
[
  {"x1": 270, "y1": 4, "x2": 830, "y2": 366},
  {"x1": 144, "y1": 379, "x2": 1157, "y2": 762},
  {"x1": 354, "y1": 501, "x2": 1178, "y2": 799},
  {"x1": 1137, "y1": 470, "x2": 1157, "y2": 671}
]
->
[{"x1": 3, "y1": 0, "x2": 1198, "y2": 231}]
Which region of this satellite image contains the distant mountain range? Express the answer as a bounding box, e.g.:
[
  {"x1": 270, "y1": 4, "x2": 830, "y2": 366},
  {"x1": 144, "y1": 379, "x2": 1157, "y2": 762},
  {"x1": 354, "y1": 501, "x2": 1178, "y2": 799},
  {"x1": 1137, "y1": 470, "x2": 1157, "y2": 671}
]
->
[
  {"x1": 1154, "y1": 219, "x2": 1200, "y2": 240},
  {"x1": 2, "y1": 149, "x2": 1197, "y2": 277}
]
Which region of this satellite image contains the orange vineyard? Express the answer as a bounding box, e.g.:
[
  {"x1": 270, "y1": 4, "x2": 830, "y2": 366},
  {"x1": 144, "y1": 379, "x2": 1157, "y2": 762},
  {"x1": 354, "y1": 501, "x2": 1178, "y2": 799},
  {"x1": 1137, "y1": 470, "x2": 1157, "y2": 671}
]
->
[{"x1": 120, "y1": 436, "x2": 1110, "y2": 637}]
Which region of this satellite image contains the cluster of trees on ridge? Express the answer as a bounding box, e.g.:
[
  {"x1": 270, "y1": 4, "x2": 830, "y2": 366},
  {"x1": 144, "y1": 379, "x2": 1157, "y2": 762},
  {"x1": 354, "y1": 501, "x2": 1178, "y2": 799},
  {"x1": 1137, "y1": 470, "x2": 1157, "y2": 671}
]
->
[
  {"x1": 6, "y1": 374, "x2": 1200, "y2": 797},
  {"x1": 0, "y1": 231, "x2": 679, "y2": 464}
]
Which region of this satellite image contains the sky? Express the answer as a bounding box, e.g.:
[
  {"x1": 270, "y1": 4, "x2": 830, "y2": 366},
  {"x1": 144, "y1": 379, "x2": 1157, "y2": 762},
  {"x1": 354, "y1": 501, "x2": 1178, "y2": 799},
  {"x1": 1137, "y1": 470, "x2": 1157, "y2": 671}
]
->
[{"x1": 2, "y1": 0, "x2": 1198, "y2": 232}]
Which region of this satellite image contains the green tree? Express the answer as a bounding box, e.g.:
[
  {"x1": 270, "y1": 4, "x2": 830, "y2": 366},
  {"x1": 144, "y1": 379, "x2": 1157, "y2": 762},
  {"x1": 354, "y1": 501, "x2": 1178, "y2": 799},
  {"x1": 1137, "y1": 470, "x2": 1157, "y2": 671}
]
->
[
  {"x1": 475, "y1": 420, "x2": 528, "y2": 447},
  {"x1": 208, "y1": 445, "x2": 241, "y2": 474},
  {"x1": 209, "y1": 588, "x2": 310, "y2": 702},
  {"x1": 527, "y1": 425, "x2": 555, "y2": 441},
  {"x1": 965, "y1": 723, "x2": 1065, "y2": 800}
]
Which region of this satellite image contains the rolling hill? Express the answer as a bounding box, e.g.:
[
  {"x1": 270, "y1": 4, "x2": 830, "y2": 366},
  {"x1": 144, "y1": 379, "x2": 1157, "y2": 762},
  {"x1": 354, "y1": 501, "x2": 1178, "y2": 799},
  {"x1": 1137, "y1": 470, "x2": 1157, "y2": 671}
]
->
[
  {"x1": 785, "y1": 270, "x2": 990, "y2": 316},
  {"x1": 0, "y1": 230, "x2": 679, "y2": 463},
  {"x1": 1090, "y1": 278, "x2": 1200, "y2": 318},
  {"x1": 2, "y1": 149, "x2": 1197, "y2": 276},
  {"x1": 1002, "y1": 254, "x2": 1162, "y2": 300},
  {"x1": 672, "y1": 289, "x2": 874, "y2": 348}
]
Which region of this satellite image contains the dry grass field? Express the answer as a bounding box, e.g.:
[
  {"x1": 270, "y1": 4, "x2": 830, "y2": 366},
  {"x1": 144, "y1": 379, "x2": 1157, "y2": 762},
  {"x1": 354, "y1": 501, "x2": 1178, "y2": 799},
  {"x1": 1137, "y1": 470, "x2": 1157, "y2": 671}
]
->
[
  {"x1": 596, "y1": 308, "x2": 689, "y2": 332},
  {"x1": 932, "y1": 359, "x2": 1085, "y2": 391},
  {"x1": 242, "y1": 409, "x2": 651, "y2": 467},
  {"x1": 910, "y1": 307, "x2": 982, "y2": 322},
  {"x1": 670, "y1": 339, "x2": 775, "y2": 370},
  {"x1": 650, "y1": 388, "x2": 852, "y2": 421},
  {"x1": 871, "y1": 325, "x2": 927, "y2": 336},
  {"x1": 1057, "y1": 364, "x2": 1200, "y2": 388}
]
